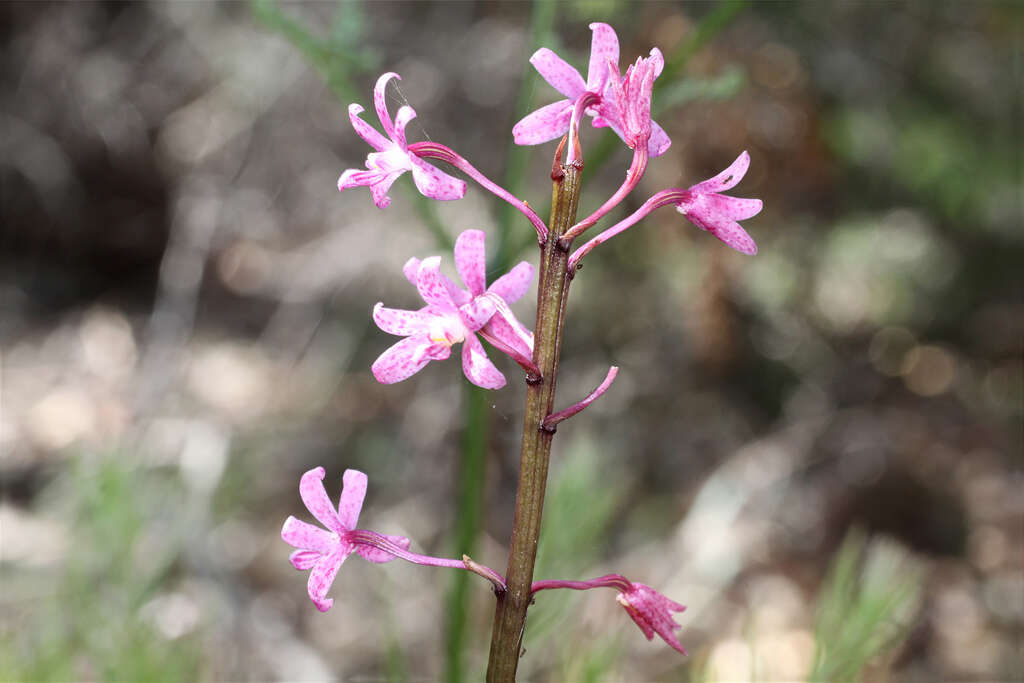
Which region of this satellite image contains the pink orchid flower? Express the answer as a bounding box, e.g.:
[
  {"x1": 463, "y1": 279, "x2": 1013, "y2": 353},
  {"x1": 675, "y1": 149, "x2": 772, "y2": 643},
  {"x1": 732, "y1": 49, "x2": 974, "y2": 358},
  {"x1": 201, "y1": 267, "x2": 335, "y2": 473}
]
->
[
  {"x1": 371, "y1": 229, "x2": 535, "y2": 389},
  {"x1": 616, "y1": 583, "x2": 688, "y2": 655},
  {"x1": 675, "y1": 150, "x2": 763, "y2": 255},
  {"x1": 281, "y1": 467, "x2": 411, "y2": 612},
  {"x1": 513, "y1": 23, "x2": 671, "y2": 156},
  {"x1": 338, "y1": 72, "x2": 466, "y2": 208}
]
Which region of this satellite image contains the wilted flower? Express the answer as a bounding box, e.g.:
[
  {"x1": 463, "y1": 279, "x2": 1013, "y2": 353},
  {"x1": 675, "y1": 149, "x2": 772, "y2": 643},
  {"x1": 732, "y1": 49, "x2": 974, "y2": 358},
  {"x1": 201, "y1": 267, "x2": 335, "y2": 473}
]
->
[
  {"x1": 338, "y1": 72, "x2": 466, "y2": 208},
  {"x1": 513, "y1": 23, "x2": 670, "y2": 156},
  {"x1": 372, "y1": 229, "x2": 534, "y2": 389},
  {"x1": 281, "y1": 467, "x2": 410, "y2": 612},
  {"x1": 616, "y1": 583, "x2": 688, "y2": 654}
]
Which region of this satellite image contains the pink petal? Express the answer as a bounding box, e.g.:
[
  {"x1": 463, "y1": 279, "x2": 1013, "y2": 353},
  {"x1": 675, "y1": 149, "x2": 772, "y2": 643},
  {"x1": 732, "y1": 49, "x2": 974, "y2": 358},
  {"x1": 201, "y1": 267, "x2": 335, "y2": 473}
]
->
[
  {"x1": 513, "y1": 100, "x2": 574, "y2": 146},
  {"x1": 454, "y1": 230, "x2": 487, "y2": 296},
  {"x1": 648, "y1": 47, "x2": 665, "y2": 79},
  {"x1": 336, "y1": 469, "x2": 368, "y2": 530},
  {"x1": 587, "y1": 23, "x2": 620, "y2": 90},
  {"x1": 647, "y1": 119, "x2": 672, "y2": 157},
  {"x1": 402, "y1": 257, "x2": 421, "y2": 286},
  {"x1": 415, "y1": 256, "x2": 457, "y2": 309},
  {"x1": 710, "y1": 220, "x2": 758, "y2": 255},
  {"x1": 282, "y1": 516, "x2": 339, "y2": 553},
  {"x1": 390, "y1": 104, "x2": 416, "y2": 150},
  {"x1": 372, "y1": 302, "x2": 432, "y2": 336},
  {"x1": 691, "y1": 151, "x2": 750, "y2": 194},
  {"x1": 366, "y1": 168, "x2": 403, "y2": 209},
  {"x1": 703, "y1": 194, "x2": 763, "y2": 221},
  {"x1": 373, "y1": 72, "x2": 400, "y2": 139},
  {"x1": 409, "y1": 155, "x2": 467, "y2": 201},
  {"x1": 347, "y1": 103, "x2": 390, "y2": 152},
  {"x1": 487, "y1": 261, "x2": 534, "y2": 303},
  {"x1": 459, "y1": 296, "x2": 497, "y2": 331},
  {"x1": 308, "y1": 548, "x2": 349, "y2": 612},
  {"x1": 530, "y1": 48, "x2": 586, "y2": 99},
  {"x1": 461, "y1": 333, "x2": 506, "y2": 389},
  {"x1": 371, "y1": 334, "x2": 442, "y2": 384},
  {"x1": 356, "y1": 534, "x2": 412, "y2": 563},
  {"x1": 299, "y1": 467, "x2": 345, "y2": 534},
  {"x1": 482, "y1": 309, "x2": 534, "y2": 361},
  {"x1": 289, "y1": 549, "x2": 321, "y2": 571}
]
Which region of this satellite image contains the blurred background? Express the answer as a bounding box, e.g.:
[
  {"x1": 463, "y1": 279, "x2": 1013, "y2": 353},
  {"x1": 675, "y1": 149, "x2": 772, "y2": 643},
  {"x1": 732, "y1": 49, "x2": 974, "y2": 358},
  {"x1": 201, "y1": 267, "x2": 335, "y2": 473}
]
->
[{"x1": 1, "y1": 1, "x2": 1020, "y2": 681}]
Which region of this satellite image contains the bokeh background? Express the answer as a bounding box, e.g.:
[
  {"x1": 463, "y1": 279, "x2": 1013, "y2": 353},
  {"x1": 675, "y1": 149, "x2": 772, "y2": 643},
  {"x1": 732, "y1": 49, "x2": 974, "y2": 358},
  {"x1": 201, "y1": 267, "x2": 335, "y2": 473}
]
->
[{"x1": 1, "y1": 1, "x2": 1021, "y2": 681}]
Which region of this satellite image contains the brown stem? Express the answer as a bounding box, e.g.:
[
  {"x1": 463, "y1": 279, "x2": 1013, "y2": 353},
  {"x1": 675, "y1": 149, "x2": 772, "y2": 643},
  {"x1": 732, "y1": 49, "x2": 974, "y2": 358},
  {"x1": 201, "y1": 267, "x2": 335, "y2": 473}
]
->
[{"x1": 485, "y1": 150, "x2": 582, "y2": 682}]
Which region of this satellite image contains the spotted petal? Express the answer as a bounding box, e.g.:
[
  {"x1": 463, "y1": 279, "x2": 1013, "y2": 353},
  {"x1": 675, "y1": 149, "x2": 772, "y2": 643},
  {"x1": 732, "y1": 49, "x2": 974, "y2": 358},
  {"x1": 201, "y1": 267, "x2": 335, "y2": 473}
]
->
[
  {"x1": 487, "y1": 261, "x2": 533, "y2": 303},
  {"x1": 513, "y1": 100, "x2": 574, "y2": 146},
  {"x1": 531, "y1": 48, "x2": 586, "y2": 99},
  {"x1": 462, "y1": 333, "x2": 506, "y2": 389},
  {"x1": 299, "y1": 467, "x2": 345, "y2": 534}
]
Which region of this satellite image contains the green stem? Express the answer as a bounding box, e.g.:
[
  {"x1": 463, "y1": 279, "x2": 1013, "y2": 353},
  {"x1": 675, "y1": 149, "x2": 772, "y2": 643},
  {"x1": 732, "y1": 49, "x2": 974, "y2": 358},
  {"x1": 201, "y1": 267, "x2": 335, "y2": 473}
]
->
[{"x1": 485, "y1": 158, "x2": 582, "y2": 682}]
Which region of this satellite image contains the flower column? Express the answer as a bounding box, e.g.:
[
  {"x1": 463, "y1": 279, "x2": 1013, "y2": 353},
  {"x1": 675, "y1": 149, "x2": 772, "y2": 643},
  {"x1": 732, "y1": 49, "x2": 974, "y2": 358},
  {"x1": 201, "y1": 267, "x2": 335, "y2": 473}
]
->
[{"x1": 486, "y1": 141, "x2": 581, "y2": 682}]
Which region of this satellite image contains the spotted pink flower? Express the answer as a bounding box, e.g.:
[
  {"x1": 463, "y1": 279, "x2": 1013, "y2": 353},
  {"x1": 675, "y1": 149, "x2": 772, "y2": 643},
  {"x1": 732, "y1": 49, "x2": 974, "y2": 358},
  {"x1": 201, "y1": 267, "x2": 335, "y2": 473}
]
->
[
  {"x1": 675, "y1": 151, "x2": 763, "y2": 255},
  {"x1": 281, "y1": 467, "x2": 411, "y2": 612},
  {"x1": 513, "y1": 23, "x2": 670, "y2": 156},
  {"x1": 338, "y1": 72, "x2": 466, "y2": 208},
  {"x1": 616, "y1": 583, "x2": 688, "y2": 655},
  {"x1": 372, "y1": 229, "x2": 534, "y2": 389}
]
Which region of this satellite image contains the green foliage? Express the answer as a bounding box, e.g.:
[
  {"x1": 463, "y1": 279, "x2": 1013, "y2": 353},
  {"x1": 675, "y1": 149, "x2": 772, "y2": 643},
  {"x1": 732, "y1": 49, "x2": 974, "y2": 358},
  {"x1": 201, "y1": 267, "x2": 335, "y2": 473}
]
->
[
  {"x1": 809, "y1": 529, "x2": 923, "y2": 682},
  {"x1": 1, "y1": 455, "x2": 200, "y2": 682}
]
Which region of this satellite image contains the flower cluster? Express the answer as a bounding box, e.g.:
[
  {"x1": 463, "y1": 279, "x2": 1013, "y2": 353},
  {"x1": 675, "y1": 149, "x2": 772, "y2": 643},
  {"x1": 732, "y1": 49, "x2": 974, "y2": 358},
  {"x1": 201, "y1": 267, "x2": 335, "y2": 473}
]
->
[{"x1": 288, "y1": 20, "x2": 768, "y2": 668}]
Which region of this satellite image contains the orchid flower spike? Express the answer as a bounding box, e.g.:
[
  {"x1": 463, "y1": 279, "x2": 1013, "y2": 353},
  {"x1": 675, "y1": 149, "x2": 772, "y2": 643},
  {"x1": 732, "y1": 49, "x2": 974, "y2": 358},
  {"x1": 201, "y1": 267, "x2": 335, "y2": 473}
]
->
[
  {"x1": 281, "y1": 467, "x2": 411, "y2": 612},
  {"x1": 616, "y1": 583, "x2": 688, "y2": 655},
  {"x1": 675, "y1": 150, "x2": 763, "y2": 255},
  {"x1": 513, "y1": 23, "x2": 670, "y2": 157},
  {"x1": 338, "y1": 72, "x2": 466, "y2": 208},
  {"x1": 372, "y1": 229, "x2": 535, "y2": 389}
]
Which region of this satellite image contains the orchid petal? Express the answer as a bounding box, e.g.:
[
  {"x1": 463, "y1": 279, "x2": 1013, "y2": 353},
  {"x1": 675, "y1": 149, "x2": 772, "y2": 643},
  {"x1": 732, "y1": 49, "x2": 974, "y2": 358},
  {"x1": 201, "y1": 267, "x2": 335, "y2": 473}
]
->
[
  {"x1": 371, "y1": 334, "x2": 441, "y2": 384},
  {"x1": 416, "y1": 256, "x2": 457, "y2": 309},
  {"x1": 587, "y1": 23, "x2": 620, "y2": 90},
  {"x1": 373, "y1": 72, "x2": 400, "y2": 139},
  {"x1": 454, "y1": 230, "x2": 487, "y2": 296},
  {"x1": 299, "y1": 467, "x2": 345, "y2": 534},
  {"x1": 487, "y1": 261, "x2": 534, "y2": 303},
  {"x1": 482, "y1": 311, "x2": 534, "y2": 362},
  {"x1": 391, "y1": 104, "x2": 416, "y2": 150},
  {"x1": 703, "y1": 194, "x2": 764, "y2": 221},
  {"x1": 337, "y1": 469, "x2": 368, "y2": 530},
  {"x1": 367, "y1": 169, "x2": 403, "y2": 209},
  {"x1": 357, "y1": 534, "x2": 412, "y2": 563},
  {"x1": 617, "y1": 583, "x2": 688, "y2": 654},
  {"x1": 459, "y1": 296, "x2": 497, "y2": 331},
  {"x1": 530, "y1": 48, "x2": 587, "y2": 99},
  {"x1": 347, "y1": 104, "x2": 390, "y2": 152},
  {"x1": 461, "y1": 333, "x2": 506, "y2": 389},
  {"x1": 513, "y1": 100, "x2": 574, "y2": 146},
  {"x1": 372, "y1": 302, "x2": 433, "y2": 336},
  {"x1": 289, "y1": 549, "x2": 321, "y2": 571},
  {"x1": 282, "y1": 516, "x2": 339, "y2": 553},
  {"x1": 308, "y1": 548, "x2": 349, "y2": 612},
  {"x1": 647, "y1": 119, "x2": 672, "y2": 156},
  {"x1": 402, "y1": 257, "x2": 421, "y2": 286},
  {"x1": 409, "y1": 155, "x2": 467, "y2": 201},
  {"x1": 691, "y1": 150, "x2": 750, "y2": 194}
]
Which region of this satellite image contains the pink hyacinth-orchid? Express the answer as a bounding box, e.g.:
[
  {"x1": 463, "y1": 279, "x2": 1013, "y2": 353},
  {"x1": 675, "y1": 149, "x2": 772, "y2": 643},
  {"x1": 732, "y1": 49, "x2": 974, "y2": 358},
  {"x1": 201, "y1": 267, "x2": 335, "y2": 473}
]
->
[
  {"x1": 371, "y1": 229, "x2": 535, "y2": 389},
  {"x1": 281, "y1": 467, "x2": 411, "y2": 612},
  {"x1": 513, "y1": 23, "x2": 670, "y2": 157},
  {"x1": 616, "y1": 583, "x2": 689, "y2": 655},
  {"x1": 674, "y1": 150, "x2": 762, "y2": 255},
  {"x1": 338, "y1": 72, "x2": 466, "y2": 208},
  {"x1": 568, "y1": 151, "x2": 763, "y2": 270}
]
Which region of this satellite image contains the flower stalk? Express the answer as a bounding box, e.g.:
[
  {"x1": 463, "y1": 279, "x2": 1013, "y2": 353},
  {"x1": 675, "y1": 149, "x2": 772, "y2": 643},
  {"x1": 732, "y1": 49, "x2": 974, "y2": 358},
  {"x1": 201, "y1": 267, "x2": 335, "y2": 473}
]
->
[{"x1": 485, "y1": 142, "x2": 582, "y2": 683}]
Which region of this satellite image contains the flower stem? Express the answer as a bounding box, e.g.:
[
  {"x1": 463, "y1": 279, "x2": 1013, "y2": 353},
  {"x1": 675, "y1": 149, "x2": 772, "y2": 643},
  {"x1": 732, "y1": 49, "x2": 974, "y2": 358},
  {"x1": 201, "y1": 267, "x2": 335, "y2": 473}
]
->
[{"x1": 485, "y1": 147, "x2": 582, "y2": 683}]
